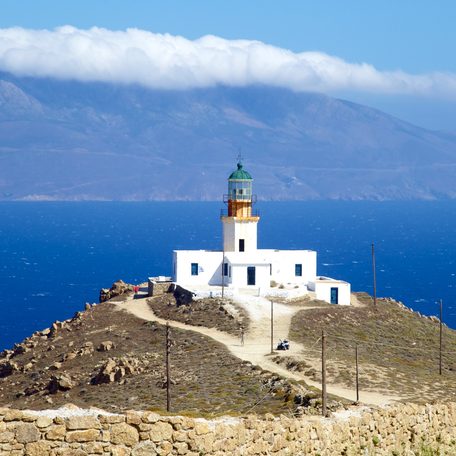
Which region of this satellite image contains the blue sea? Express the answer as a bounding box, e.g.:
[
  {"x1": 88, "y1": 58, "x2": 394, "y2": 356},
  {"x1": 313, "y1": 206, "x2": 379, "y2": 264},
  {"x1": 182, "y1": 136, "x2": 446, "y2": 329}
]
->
[{"x1": 0, "y1": 201, "x2": 455, "y2": 350}]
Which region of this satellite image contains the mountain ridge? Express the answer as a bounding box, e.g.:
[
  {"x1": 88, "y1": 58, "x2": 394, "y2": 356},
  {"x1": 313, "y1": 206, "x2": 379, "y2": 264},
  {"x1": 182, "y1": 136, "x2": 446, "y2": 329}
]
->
[{"x1": 0, "y1": 73, "x2": 455, "y2": 201}]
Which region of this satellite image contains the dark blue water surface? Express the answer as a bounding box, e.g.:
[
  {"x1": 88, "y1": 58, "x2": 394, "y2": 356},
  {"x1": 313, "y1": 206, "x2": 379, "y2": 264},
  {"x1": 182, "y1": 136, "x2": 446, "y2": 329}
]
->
[{"x1": 0, "y1": 201, "x2": 455, "y2": 350}]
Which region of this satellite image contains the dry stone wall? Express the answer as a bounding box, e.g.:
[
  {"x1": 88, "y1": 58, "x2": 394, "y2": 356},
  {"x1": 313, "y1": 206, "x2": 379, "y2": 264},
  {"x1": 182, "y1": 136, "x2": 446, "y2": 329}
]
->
[{"x1": 0, "y1": 402, "x2": 454, "y2": 455}]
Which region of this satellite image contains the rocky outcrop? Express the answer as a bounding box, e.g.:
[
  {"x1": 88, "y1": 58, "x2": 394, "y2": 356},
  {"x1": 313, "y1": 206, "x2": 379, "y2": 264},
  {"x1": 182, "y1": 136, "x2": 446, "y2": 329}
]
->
[
  {"x1": 47, "y1": 374, "x2": 74, "y2": 394},
  {"x1": 0, "y1": 360, "x2": 19, "y2": 378},
  {"x1": 97, "y1": 340, "x2": 115, "y2": 352},
  {"x1": 99, "y1": 280, "x2": 134, "y2": 303},
  {"x1": 172, "y1": 285, "x2": 196, "y2": 306},
  {"x1": 91, "y1": 357, "x2": 145, "y2": 385},
  {"x1": 0, "y1": 402, "x2": 455, "y2": 455}
]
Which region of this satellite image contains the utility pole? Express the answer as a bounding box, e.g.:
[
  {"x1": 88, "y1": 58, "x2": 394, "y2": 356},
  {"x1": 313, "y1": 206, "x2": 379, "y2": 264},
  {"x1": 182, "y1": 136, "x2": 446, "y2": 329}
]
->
[
  {"x1": 439, "y1": 299, "x2": 443, "y2": 376},
  {"x1": 270, "y1": 300, "x2": 274, "y2": 354},
  {"x1": 221, "y1": 250, "x2": 225, "y2": 300},
  {"x1": 355, "y1": 344, "x2": 359, "y2": 403},
  {"x1": 165, "y1": 322, "x2": 171, "y2": 412},
  {"x1": 321, "y1": 330, "x2": 327, "y2": 417},
  {"x1": 371, "y1": 243, "x2": 377, "y2": 308}
]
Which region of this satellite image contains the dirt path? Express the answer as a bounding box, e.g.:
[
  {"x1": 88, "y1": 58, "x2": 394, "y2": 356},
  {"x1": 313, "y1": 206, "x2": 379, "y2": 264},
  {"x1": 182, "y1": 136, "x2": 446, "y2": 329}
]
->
[{"x1": 115, "y1": 297, "x2": 400, "y2": 406}]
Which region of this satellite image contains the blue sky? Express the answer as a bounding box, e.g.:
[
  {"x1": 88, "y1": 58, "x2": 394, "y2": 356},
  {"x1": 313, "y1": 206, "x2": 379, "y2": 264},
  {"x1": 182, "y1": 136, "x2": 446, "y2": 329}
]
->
[{"x1": 1, "y1": 0, "x2": 456, "y2": 130}]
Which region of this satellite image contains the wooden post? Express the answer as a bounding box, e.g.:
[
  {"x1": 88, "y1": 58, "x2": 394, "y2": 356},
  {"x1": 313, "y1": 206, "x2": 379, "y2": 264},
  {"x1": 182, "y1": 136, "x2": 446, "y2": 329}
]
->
[
  {"x1": 221, "y1": 251, "x2": 225, "y2": 300},
  {"x1": 371, "y1": 243, "x2": 377, "y2": 308},
  {"x1": 355, "y1": 344, "x2": 359, "y2": 403},
  {"x1": 165, "y1": 322, "x2": 171, "y2": 412},
  {"x1": 270, "y1": 300, "x2": 274, "y2": 354},
  {"x1": 439, "y1": 299, "x2": 443, "y2": 376},
  {"x1": 321, "y1": 330, "x2": 327, "y2": 417}
]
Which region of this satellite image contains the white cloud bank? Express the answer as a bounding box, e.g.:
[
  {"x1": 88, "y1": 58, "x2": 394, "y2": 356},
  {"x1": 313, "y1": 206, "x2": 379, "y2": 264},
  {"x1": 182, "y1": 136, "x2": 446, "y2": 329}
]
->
[{"x1": 0, "y1": 26, "x2": 455, "y2": 96}]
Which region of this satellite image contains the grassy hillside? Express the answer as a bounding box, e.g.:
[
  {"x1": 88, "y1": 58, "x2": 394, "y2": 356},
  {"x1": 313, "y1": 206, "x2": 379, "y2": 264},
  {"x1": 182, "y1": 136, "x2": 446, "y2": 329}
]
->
[
  {"x1": 289, "y1": 293, "x2": 456, "y2": 402},
  {"x1": 0, "y1": 297, "x2": 294, "y2": 417}
]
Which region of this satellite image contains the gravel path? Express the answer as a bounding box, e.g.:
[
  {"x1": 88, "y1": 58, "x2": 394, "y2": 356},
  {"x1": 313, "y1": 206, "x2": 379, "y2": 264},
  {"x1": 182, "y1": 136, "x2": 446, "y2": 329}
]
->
[{"x1": 116, "y1": 296, "x2": 400, "y2": 406}]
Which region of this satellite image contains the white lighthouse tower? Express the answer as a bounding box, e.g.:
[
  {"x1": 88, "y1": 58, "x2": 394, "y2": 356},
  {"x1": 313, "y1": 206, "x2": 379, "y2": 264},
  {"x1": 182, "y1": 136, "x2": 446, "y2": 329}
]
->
[
  {"x1": 172, "y1": 161, "x2": 351, "y2": 304},
  {"x1": 222, "y1": 161, "x2": 259, "y2": 253}
]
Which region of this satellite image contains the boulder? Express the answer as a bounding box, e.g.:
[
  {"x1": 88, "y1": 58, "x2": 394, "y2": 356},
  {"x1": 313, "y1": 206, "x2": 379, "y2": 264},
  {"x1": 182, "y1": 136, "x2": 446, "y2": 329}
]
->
[
  {"x1": 63, "y1": 352, "x2": 77, "y2": 362},
  {"x1": 91, "y1": 357, "x2": 143, "y2": 385},
  {"x1": 99, "y1": 280, "x2": 134, "y2": 303},
  {"x1": 97, "y1": 340, "x2": 115, "y2": 352},
  {"x1": 0, "y1": 349, "x2": 13, "y2": 359},
  {"x1": 47, "y1": 374, "x2": 74, "y2": 394},
  {"x1": 12, "y1": 343, "x2": 29, "y2": 356},
  {"x1": 0, "y1": 360, "x2": 18, "y2": 378},
  {"x1": 49, "y1": 322, "x2": 59, "y2": 338},
  {"x1": 23, "y1": 362, "x2": 34, "y2": 372},
  {"x1": 78, "y1": 341, "x2": 94, "y2": 356},
  {"x1": 23, "y1": 385, "x2": 41, "y2": 396}
]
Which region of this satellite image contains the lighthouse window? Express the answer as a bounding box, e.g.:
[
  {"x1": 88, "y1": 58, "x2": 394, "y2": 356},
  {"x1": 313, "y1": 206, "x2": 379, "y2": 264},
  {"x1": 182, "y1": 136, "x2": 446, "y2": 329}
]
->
[
  {"x1": 223, "y1": 262, "x2": 228, "y2": 276},
  {"x1": 239, "y1": 239, "x2": 245, "y2": 252},
  {"x1": 191, "y1": 263, "x2": 199, "y2": 276},
  {"x1": 295, "y1": 264, "x2": 302, "y2": 276}
]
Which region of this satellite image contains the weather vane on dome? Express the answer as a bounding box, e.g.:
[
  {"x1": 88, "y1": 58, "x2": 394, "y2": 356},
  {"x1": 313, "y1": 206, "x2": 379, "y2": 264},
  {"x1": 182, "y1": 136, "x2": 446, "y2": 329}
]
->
[{"x1": 237, "y1": 149, "x2": 244, "y2": 165}]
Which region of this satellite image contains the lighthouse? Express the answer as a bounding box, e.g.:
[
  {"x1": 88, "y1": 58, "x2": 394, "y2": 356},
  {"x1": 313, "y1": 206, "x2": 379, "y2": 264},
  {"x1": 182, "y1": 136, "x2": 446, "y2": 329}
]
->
[
  {"x1": 222, "y1": 161, "x2": 259, "y2": 253},
  {"x1": 172, "y1": 161, "x2": 351, "y2": 304}
]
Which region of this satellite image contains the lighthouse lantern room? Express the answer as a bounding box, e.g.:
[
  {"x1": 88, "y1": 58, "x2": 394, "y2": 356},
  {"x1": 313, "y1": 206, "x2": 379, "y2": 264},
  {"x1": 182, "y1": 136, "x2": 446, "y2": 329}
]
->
[
  {"x1": 222, "y1": 162, "x2": 259, "y2": 253},
  {"x1": 172, "y1": 161, "x2": 351, "y2": 304}
]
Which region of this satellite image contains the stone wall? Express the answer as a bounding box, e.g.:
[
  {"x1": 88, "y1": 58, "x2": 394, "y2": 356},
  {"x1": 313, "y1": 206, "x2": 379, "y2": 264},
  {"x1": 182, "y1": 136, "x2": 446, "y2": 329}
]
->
[
  {"x1": 148, "y1": 279, "x2": 173, "y2": 298},
  {"x1": 0, "y1": 402, "x2": 455, "y2": 455}
]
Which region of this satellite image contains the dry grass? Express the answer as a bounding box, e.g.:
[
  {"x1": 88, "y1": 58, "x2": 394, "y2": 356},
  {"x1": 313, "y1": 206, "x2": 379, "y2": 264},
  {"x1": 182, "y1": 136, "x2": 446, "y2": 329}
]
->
[
  {"x1": 289, "y1": 293, "x2": 456, "y2": 402},
  {"x1": 148, "y1": 293, "x2": 249, "y2": 336},
  {"x1": 0, "y1": 300, "x2": 293, "y2": 416}
]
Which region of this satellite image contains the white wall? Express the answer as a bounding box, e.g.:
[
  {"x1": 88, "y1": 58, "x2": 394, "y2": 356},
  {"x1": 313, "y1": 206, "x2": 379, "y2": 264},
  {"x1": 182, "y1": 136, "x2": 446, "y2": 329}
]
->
[
  {"x1": 310, "y1": 279, "x2": 351, "y2": 305},
  {"x1": 265, "y1": 250, "x2": 317, "y2": 285},
  {"x1": 222, "y1": 218, "x2": 258, "y2": 252},
  {"x1": 173, "y1": 248, "x2": 351, "y2": 306},
  {"x1": 230, "y1": 263, "x2": 270, "y2": 288},
  {"x1": 173, "y1": 250, "x2": 223, "y2": 286}
]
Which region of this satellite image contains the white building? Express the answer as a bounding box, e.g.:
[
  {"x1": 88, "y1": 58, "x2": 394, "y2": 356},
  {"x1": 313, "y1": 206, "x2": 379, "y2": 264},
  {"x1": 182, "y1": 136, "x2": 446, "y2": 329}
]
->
[{"x1": 173, "y1": 162, "x2": 351, "y2": 305}]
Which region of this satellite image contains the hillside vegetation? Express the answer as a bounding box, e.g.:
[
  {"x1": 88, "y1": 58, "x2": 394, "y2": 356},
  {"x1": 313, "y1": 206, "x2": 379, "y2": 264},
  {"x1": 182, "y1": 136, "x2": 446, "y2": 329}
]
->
[
  {"x1": 2, "y1": 286, "x2": 455, "y2": 419},
  {"x1": 0, "y1": 296, "x2": 294, "y2": 417},
  {"x1": 288, "y1": 293, "x2": 456, "y2": 402}
]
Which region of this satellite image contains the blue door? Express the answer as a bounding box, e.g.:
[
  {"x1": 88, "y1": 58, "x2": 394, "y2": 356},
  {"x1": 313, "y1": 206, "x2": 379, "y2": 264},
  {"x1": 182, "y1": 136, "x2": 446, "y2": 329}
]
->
[
  {"x1": 247, "y1": 267, "x2": 256, "y2": 285},
  {"x1": 330, "y1": 287, "x2": 338, "y2": 304}
]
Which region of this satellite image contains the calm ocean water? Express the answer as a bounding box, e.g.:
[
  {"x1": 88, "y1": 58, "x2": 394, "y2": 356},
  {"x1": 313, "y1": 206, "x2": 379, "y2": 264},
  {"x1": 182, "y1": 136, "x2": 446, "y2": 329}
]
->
[{"x1": 0, "y1": 201, "x2": 455, "y2": 350}]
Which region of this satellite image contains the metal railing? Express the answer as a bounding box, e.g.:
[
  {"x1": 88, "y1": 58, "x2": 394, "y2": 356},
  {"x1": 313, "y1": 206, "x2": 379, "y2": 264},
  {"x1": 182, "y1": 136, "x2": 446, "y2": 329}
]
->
[
  {"x1": 220, "y1": 208, "x2": 260, "y2": 217},
  {"x1": 223, "y1": 194, "x2": 257, "y2": 203}
]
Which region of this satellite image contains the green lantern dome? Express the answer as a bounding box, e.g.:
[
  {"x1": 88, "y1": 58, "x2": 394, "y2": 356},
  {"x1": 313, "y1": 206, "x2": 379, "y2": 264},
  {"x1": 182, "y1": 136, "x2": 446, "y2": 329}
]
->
[{"x1": 228, "y1": 162, "x2": 252, "y2": 180}]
